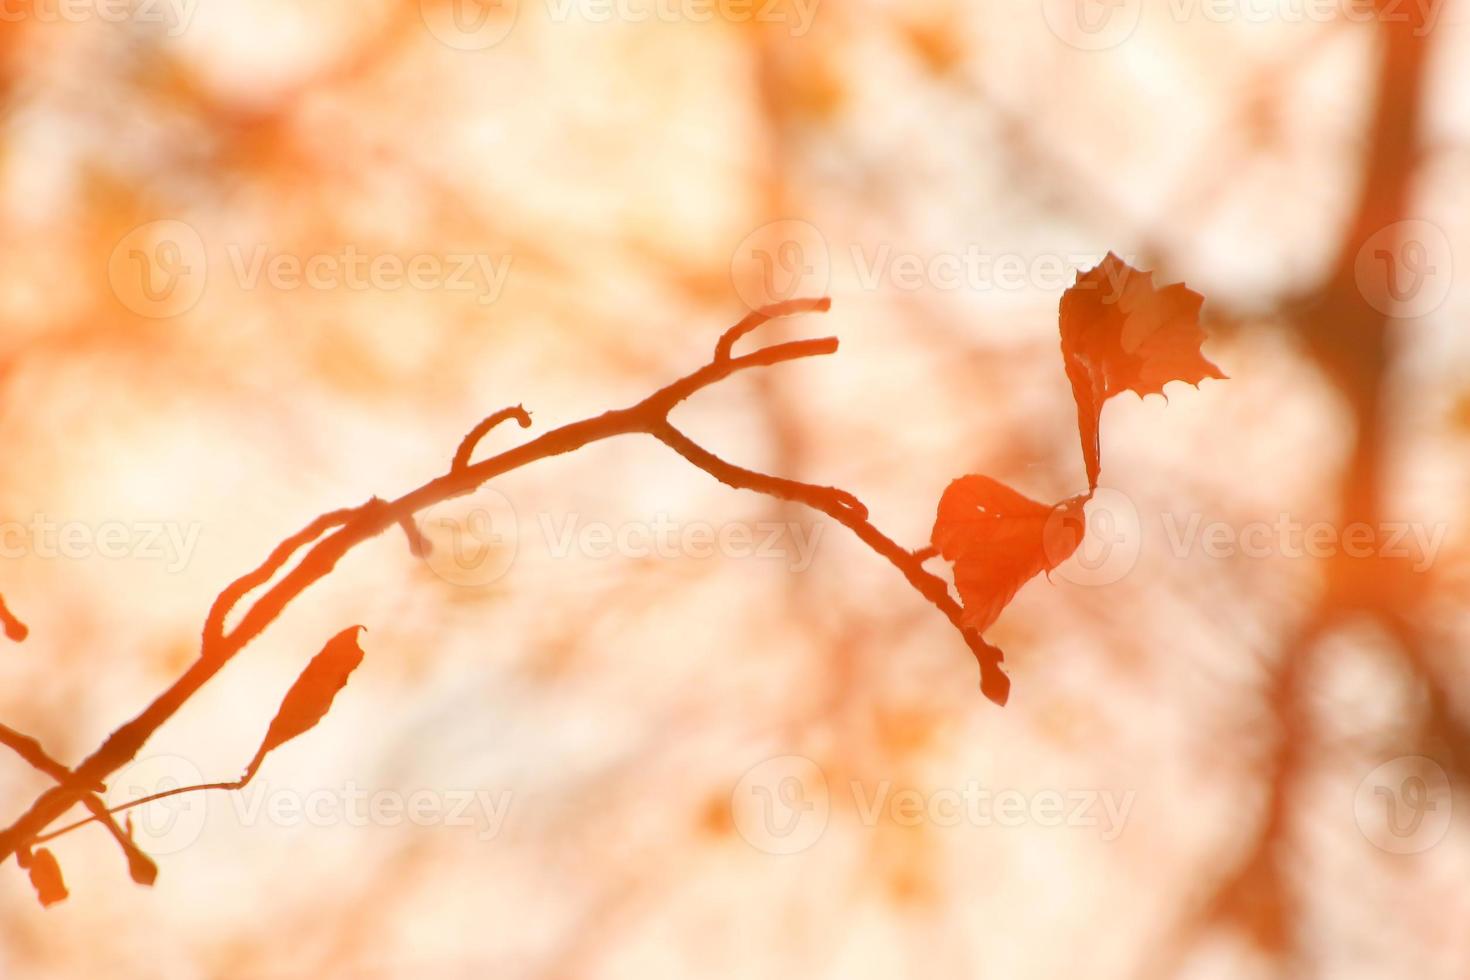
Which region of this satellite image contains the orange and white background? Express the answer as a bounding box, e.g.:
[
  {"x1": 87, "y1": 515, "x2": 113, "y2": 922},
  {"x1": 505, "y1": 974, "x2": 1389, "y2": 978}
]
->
[{"x1": 2, "y1": 1, "x2": 1470, "y2": 976}]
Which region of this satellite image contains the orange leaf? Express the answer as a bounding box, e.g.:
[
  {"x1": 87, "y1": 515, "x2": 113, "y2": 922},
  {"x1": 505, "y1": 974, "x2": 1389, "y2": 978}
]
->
[
  {"x1": 26, "y1": 848, "x2": 68, "y2": 908},
  {"x1": 244, "y1": 626, "x2": 366, "y2": 781},
  {"x1": 0, "y1": 593, "x2": 27, "y2": 642},
  {"x1": 931, "y1": 476, "x2": 1087, "y2": 632},
  {"x1": 1060, "y1": 253, "x2": 1225, "y2": 490}
]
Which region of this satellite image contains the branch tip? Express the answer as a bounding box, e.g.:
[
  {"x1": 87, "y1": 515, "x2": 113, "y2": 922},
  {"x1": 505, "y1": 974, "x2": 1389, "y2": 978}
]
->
[
  {"x1": 714, "y1": 296, "x2": 833, "y2": 363},
  {"x1": 453, "y1": 405, "x2": 534, "y2": 472}
]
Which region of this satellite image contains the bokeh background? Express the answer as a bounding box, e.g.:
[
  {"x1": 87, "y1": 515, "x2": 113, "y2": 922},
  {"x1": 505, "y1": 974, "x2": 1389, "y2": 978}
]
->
[{"x1": 2, "y1": 0, "x2": 1470, "y2": 976}]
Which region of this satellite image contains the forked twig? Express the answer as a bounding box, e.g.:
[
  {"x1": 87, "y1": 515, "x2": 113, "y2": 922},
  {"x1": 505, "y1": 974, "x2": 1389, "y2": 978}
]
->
[{"x1": 0, "y1": 299, "x2": 998, "y2": 892}]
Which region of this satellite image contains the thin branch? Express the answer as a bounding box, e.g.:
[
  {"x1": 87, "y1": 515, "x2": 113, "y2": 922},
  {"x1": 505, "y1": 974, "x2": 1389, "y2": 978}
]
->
[
  {"x1": 0, "y1": 299, "x2": 1016, "y2": 883},
  {"x1": 0, "y1": 305, "x2": 853, "y2": 868},
  {"x1": 0, "y1": 724, "x2": 153, "y2": 882},
  {"x1": 648, "y1": 421, "x2": 1011, "y2": 703},
  {"x1": 713, "y1": 297, "x2": 832, "y2": 363},
  {"x1": 452, "y1": 404, "x2": 533, "y2": 472}
]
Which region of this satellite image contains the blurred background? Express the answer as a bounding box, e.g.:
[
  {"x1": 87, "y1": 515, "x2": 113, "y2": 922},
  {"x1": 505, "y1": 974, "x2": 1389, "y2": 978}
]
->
[{"x1": 2, "y1": 0, "x2": 1469, "y2": 976}]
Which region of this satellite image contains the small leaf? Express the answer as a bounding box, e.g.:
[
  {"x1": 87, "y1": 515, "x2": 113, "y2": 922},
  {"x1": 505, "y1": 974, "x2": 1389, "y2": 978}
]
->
[
  {"x1": 123, "y1": 842, "x2": 158, "y2": 886},
  {"x1": 244, "y1": 626, "x2": 366, "y2": 780},
  {"x1": 1060, "y1": 253, "x2": 1225, "y2": 489},
  {"x1": 0, "y1": 594, "x2": 28, "y2": 642},
  {"x1": 27, "y1": 848, "x2": 68, "y2": 907},
  {"x1": 931, "y1": 476, "x2": 1087, "y2": 632}
]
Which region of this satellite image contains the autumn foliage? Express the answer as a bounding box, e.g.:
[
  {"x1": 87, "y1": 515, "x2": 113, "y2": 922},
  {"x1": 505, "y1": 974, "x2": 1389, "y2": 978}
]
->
[
  {"x1": 932, "y1": 253, "x2": 1224, "y2": 650},
  {"x1": 0, "y1": 256, "x2": 1222, "y2": 908}
]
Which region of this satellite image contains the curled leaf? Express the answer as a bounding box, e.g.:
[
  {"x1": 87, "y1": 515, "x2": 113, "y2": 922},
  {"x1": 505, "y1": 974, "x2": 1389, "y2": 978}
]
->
[
  {"x1": 26, "y1": 848, "x2": 68, "y2": 907},
  {"x1": 931, "y1": 475, "x2": 1087, "y2": 633},
  {"x1": 1061, "y1": 253, "x2": 1225, "y2": 489},
  {"x1": 244, "y1": 626, "x2": 366, "y2": 781}
]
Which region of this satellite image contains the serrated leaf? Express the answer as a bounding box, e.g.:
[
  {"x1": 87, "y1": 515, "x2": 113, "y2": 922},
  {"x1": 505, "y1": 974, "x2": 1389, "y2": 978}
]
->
[{"x1": 1060, "y1": 253, "x2": 1225, "y2": 490}]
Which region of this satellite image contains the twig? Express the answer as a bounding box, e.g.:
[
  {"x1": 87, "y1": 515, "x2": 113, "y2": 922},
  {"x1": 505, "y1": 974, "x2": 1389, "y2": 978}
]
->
[{"x1": 0, "y1": 299, "x2": 1005, "y2": 884}]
